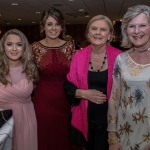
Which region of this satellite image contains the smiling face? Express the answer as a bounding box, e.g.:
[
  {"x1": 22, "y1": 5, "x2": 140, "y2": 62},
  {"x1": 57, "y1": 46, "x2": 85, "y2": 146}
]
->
[
  {"x1": 4, "y1": 34, "x2": 23, "y2": 66},
  {"x1": 87, "y1": 19, "x2": 111, "y2": 47},
  {"x1": 44, "y1": 16, "x2": 62, "y2": 39},
  {"x1": 127, "y1": 13, "x2": 150, "y2": 48}
]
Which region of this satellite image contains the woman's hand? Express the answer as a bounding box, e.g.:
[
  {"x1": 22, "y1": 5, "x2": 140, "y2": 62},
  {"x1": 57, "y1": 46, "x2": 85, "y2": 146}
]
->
[
  {"x1": 84, "y1": 89, "x2": 107, "y2": 104},
  {"x1": 144, "y1": 144, "x2": 150, "y2": 150},
  {"x1": 76, "y1": 89, "x2": 106, "y2": 104},
  {"x1": 109, "y1": 142, "x2": 122, "y2": 150},
  {"x1": 108, "y1": 131, "x2": 122, "y2": 150}
]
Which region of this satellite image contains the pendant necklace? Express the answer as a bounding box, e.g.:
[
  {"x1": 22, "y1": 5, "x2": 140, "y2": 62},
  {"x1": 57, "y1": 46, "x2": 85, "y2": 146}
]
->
[{"x1": 89, "y1": 52, "x2": 107, "y2": 72}]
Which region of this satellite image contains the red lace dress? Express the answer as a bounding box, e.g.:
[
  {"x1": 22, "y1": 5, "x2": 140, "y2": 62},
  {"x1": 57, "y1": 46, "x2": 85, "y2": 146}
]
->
[{"x1": 31, "y1": 40, "x2": 82, "y2": 150}]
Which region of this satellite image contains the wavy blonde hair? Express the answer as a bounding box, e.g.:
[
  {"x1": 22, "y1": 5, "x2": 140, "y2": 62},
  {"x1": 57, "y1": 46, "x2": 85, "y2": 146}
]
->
[
  {"x1": 121, "y1": 5, "x2": 150, "y2": 48},
  {"x1": 0, "y1": 29, "x2": 39, "y2": 85}
]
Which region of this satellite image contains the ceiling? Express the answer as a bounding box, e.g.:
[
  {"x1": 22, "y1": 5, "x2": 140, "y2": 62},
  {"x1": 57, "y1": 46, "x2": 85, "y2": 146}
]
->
[{"x1": 0, "y1": 0, "x2": 150, "y2": 26}]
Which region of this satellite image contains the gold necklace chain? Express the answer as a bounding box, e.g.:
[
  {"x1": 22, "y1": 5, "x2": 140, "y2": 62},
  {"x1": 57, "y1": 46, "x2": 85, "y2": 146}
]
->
[{"x1": 133, "y1": 47, "x2": 150, "y2": 53}]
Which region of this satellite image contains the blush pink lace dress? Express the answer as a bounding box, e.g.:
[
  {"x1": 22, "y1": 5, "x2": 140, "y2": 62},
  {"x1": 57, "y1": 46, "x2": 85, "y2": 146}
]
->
[{"x1": 0, "y1": 65, "x2": 37, "y2": 150}]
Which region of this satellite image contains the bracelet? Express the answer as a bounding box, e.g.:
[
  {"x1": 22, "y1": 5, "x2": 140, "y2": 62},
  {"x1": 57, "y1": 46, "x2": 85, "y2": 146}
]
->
[{"x1": 108, "y1": 137, "x2": 120, "y2": 145}]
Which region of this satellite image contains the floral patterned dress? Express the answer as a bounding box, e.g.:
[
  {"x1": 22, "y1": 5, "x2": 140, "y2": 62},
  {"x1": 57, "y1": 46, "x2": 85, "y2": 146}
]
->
[
  {"x1": 31, "y1": 40, "x2": 82, "y2": 150},
  {"x1": 107, "y1": 51, "x2": 150, "y2": 150}
]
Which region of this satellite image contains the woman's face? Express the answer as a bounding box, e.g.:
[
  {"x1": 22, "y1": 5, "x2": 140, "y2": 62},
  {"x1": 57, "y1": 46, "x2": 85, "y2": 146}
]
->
[
  {"x1": 87, "y1": 19, "x2": 111, "y2": 47},
  {"x1": 127, "y1": 13, "x2": 150, "y2": 48},
  {"x1": 4, "y1": 34, "x2": 23, "y2": 66},
  {"x1": 44, "y1": 16, "x2": 62, "y2": 39}
]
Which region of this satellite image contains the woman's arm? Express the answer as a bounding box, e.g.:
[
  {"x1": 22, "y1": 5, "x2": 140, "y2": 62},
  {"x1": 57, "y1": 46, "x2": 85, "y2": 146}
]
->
[
  {"x1": 107, "y1": 55, "x2": 122, "y2": 150},
  {"x1": 64, "y1": 79, "x2": 107, "y2": 105},
  {"x1": 64, "y1": 79, "x2": 81, "y2": 105}
]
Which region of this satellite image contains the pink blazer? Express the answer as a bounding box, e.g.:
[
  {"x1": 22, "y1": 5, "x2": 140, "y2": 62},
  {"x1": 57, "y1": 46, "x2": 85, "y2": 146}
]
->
[{"x1": 67, "y1": 44, "x2": 122, "y2": 141}]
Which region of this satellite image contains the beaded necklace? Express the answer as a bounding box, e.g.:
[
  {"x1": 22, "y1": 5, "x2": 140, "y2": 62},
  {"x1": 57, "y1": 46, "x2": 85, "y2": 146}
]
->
[{"x1": 89, "y1": 52, "x2": 107, "y2": 72}]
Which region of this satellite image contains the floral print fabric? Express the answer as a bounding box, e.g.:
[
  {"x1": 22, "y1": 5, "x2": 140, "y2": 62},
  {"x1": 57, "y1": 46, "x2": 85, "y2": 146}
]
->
[{"x1": 107, "y1": 51, "x2": 150, "y2": 150}]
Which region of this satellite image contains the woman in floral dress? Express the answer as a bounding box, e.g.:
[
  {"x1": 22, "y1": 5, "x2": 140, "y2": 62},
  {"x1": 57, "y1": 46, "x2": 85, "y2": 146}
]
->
[{"x1": 107, "y1": 5, "x2": 150, "y2": 150}]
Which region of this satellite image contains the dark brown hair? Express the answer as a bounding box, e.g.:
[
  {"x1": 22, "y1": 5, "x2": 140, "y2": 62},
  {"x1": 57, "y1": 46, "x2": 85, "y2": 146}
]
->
[{"x1": 40, "y1": 7, "x2": 66, "y2": 39}]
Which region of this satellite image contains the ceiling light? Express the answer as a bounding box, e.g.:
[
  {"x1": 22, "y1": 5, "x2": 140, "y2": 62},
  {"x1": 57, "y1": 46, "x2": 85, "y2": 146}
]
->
[
  {"x1": 12, "y1": 3, "x2": 18, "y2": 5},
  {"x1": 68, "y1": 0, "x2": 74, "y2": 1},
  {"x1": 85, "y1": 15, "x2": 89, "y2": 17},
  {"x1": 36, "y1": 12, "x2": 40, "y2": 14},
  {"x1": 6, "y1": 23, "x2": 10, "y2": 25},
  {"x1": 120, "y1": 20, "x2": 122, "y2": 21},
  {"x1": 32, "y1": 22, "x2": 36, "y2": 23},
  {"x1": 18, "y1": 19, "x2": 21, "y2": 20},
  {"x1": 79, "y1": 9, "x2": 84, "y2": 12}
]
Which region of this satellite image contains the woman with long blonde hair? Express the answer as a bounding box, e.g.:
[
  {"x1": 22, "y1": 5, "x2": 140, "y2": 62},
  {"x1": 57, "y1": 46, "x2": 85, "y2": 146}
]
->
[{"x1": 0, "y1": 29, "x2": 39, "y2": 150}]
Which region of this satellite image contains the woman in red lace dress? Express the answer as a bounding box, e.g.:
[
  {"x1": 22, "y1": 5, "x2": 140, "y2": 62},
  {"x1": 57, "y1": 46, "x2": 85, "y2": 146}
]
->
[{"x1": 31, "y1": 7, "x2": 82, "y2": 150}]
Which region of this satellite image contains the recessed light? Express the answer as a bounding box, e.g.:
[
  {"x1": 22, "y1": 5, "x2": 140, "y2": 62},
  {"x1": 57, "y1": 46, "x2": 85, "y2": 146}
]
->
[
  {"x1": 32, "y1": 22, "x2": 36, "y2": 23},
  {"x1": 12, "y1": 3, "x2": 18, "y2": 5},
  {"x1": 79, "y1": 9, "x2": 84, "y2": 12},
  {"x1": 18, "y1": 19, "x2": 21, "y2": 20},
  {"x1": 36, "y1": 12, "x2": 40, "y2": 14},
  {"x1": 68, "y1": 0, "x2": 74, "y2": 1}
]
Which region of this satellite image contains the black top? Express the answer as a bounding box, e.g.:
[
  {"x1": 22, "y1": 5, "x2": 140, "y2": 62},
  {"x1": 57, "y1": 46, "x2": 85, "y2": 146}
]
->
[
  {"x1": 63, "y1": 69, "x2": 108, "y2": 146},
  {"x1": 88, "y1": 70, "x2": 108, "y2": 128}
]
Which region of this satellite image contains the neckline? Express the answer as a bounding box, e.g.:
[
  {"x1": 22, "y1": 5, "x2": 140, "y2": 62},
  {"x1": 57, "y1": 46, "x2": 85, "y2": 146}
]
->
[
  {"x1": 127, "y1": 51, "x2": 150, "y2": 66},
  {"x1": 38, "y1": 40, "x2": 67, "y2": 48},
  {"x1": 10, "y1": 65, "x2": 22, "y2": 69},
  {"x1": 88, "y1": 69, "x2": 108, "y2": 73}
]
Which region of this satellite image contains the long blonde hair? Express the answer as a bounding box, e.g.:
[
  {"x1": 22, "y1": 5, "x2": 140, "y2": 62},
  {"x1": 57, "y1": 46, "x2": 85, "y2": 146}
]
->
[{"x1": 0, "y1": 29, "x2": 39, "y2": 85}]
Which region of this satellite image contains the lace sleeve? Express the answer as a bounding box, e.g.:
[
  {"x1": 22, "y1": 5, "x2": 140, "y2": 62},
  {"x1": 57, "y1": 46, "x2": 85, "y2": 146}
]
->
[
  {"x1": 30, "y1": 42, "x2": 37, "y2": 61},
  {"x1": 68, "y1": 40, "x2": 76, "y2": 61},
  {"x1": 62, "y1": 40, "x2": 76, "y2": 62},
  {"x1": 107, "y1": 55, "x2": 122, "y2": 131}
]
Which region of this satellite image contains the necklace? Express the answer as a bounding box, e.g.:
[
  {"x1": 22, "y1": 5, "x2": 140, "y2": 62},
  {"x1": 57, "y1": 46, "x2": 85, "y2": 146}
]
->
[
  {"x1": 89, "y1": 52, "x2": 107, "y2": 72},
  {"x1": 133, "y1": 47, "x2": 150, "y2": 53}
]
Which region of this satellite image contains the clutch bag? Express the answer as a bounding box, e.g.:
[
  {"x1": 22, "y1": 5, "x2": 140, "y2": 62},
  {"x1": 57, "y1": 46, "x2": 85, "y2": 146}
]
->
[{"x1": 0, "y1": 109, "x2": 13, "y2": 128}]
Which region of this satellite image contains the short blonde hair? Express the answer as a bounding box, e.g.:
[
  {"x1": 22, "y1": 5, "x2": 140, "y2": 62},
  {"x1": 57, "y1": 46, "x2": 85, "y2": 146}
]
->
[
  {"x1": 121, "y1": 5, "x2": 150, "y2": 48},
  {"x1": 85, "y1": 15, "x2": 114, "y2": 43}
]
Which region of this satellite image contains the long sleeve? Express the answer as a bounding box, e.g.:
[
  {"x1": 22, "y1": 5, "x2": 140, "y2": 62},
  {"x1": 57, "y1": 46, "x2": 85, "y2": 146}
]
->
[
  {"x1": 64, "y1": 79, "x2": 81, "y2": 105},
  {"x1": 107, "y1": 55, "x2": 122, "y2": 131}
]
